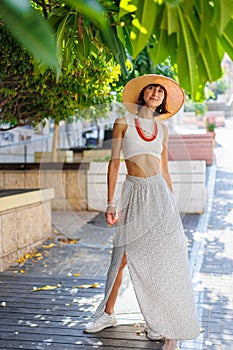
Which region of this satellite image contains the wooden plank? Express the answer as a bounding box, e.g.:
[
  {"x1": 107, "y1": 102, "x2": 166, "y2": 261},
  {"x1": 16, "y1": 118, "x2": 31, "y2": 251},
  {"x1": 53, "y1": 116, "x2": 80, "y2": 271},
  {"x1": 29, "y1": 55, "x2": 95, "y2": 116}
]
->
[
  {"x1": 0, "y1": 307, "x2": 90, "y2": 317},
  {"x1": 0, "y1": 301, "x2": 97, "y2": 312},
  {"x1": 0, "y1": 345, "x2": 161, "y2": 350},
  {"x1": 0, "y1": 324, "x2": 149, "y2": 339},
  {"x1": 0, "y1": 283, "x2": 103, "y2": 294},
  {"x1": 0, "y1": 277, "x2": 106, "y2": 288},
  {"x1": 0, "y1": 343, "x2": 147, "y2": 350},
  {"x1": 0, "y1": 319, "x2": 143, "y2": 334},
  {"x1": 0, "y1": 311, "x2": 91, "y2": 321},
  {"x1": 0, "y1": 274, "x2": 106, "y2": 285},
  {"x1": 0, "y1": 275, "x2": 165, "y2": 350},
  {"x1": 0, "y1": 333, "x2": 163, "y2": 349},
  {"x1": 0, "y1": 286, "x2": 103, "y2": 300}
]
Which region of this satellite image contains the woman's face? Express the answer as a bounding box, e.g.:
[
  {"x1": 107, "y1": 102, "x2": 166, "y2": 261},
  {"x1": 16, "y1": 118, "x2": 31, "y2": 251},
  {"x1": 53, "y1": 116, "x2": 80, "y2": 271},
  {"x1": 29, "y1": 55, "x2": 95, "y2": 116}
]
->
[{"x1": 143, "y1": 85, "x2": 165, "y2": 111}]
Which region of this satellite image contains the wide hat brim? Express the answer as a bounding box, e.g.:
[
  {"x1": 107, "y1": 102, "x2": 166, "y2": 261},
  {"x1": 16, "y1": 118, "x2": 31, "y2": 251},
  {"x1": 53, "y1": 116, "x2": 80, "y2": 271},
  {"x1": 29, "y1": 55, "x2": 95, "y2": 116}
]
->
[{"x1": 122, "y1": 74, "x2": 184, "y2": 120}]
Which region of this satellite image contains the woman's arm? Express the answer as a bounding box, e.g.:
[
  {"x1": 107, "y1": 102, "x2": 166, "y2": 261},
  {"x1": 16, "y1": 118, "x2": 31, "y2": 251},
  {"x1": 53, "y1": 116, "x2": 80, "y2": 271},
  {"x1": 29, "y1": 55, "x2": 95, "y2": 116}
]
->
[
  {"x1": 106, "y1": 117, "x2": 126, "y2": 225},
  {"x1": 160, "y1": 124, "x2": 173, "y2": 193}
]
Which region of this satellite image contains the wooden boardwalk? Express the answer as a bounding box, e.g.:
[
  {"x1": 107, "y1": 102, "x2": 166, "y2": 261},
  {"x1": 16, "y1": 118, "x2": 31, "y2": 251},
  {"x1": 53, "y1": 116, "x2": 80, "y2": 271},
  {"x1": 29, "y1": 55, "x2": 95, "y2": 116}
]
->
[{"x1": 0, "y1": 274, "x2": 168, "y2": 350}]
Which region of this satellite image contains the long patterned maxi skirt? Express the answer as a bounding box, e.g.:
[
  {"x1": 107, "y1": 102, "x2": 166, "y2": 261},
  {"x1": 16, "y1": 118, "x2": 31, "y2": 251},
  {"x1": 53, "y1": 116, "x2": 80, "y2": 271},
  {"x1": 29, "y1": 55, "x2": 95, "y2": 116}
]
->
[{"x1": 95, "y1": 172, "x2": 200, "y2": 340}]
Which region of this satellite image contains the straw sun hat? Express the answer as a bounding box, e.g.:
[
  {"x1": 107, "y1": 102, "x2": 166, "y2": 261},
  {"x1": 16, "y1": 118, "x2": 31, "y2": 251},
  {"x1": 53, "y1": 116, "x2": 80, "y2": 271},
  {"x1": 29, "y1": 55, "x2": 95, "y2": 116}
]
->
[{"x1": 122, "y1": 74, "x2": 184, "y2": 120}]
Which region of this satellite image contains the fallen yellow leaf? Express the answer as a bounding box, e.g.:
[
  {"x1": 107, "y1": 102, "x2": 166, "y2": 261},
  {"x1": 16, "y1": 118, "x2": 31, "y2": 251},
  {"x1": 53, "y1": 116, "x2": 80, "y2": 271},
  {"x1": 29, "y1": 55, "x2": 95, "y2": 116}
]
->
[
  {"x1": 42, "y1": 243, "x2": 56, "y2": 249},
  {"x1": 25, "y1": 254, "x2": 32, "y2": 259},
  {"x1": 20, "y1": 270, "x2": 25, "y2": 274},
  {"x1": 73, "y1": 273, "x2": 82, "y2": 277},
  {"x1": 34, "y1": 253, "x2": 43, "y2": 258},
  {"x1": 15, "y1": 257, "x2": 26, "y2": 263},
  {"x1": 31, "y1": 284, "x2": 61, "y2": 292},
  {"x1": 58, "y1": 238, "x2": 78, "y2": 245},
  {"x1": 136, "y1": 330, "x2": 143, "y2": 336},
  {"x1": 73, "y1": 283, "x2": 101, "y2": 289}
]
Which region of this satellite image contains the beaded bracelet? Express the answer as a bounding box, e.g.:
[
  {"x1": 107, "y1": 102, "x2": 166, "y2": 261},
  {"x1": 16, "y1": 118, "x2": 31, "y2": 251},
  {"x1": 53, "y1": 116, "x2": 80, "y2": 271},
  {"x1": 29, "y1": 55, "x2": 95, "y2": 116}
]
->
[{"x1": 107, "y1": 202, "x2": 115, "y2": 207}]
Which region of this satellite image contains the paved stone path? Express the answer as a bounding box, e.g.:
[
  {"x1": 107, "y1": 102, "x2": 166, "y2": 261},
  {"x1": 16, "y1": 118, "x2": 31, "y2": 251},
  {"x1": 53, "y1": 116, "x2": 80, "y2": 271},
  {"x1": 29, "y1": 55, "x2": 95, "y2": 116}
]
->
[{"x1": 181, "y1": 118, "x2": 233, "y2": 350}]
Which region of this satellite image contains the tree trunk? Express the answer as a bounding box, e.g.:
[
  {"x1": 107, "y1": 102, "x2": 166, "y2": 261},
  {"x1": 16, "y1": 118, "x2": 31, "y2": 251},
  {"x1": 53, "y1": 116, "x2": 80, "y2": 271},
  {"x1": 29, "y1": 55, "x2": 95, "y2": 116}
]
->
[
  {"x1": 65, "y1": 120, "x2": 71, "y2": 147},
  {"x1": 51, "y1": 123, "x2": 59, "y2": 162}
]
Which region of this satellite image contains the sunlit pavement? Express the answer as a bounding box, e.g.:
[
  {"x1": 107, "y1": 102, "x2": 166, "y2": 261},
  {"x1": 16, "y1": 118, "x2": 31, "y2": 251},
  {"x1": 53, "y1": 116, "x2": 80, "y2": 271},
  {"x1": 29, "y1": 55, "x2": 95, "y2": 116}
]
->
[{"x1": 180, "y1": 118, "x2": 233, "y2": 350}]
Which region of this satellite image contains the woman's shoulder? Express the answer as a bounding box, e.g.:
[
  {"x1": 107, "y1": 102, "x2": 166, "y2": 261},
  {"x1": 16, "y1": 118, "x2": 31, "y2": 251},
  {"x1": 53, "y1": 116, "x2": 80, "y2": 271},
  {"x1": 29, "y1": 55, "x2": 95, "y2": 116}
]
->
[
  {"x1": 115, "y1": 116, "x2": 126, "y2": 123},
  {"x1": 112, "y1": 116, "x2": 128, "y2": 134},
  {"x1": 114, "y1": 116, "x2": 128, "y2": 127}
]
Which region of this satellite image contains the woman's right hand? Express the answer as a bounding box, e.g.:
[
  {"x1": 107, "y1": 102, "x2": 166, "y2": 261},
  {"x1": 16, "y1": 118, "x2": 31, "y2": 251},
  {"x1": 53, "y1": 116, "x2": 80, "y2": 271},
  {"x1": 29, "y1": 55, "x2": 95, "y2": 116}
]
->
[{"x1": 105, "y1": 205, "x2": 118, "y2": 225}]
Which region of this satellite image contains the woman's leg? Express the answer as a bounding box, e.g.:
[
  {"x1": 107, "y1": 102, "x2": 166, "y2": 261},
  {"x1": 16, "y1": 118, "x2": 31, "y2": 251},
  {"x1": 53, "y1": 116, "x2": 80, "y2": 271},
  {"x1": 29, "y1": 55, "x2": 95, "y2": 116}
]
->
[
  {"x1": 104, "y1": 252, "x2": 127, "y2": 314},
  {"x1": 162, "y1": 339, "x2": 177, "y2": 350}
]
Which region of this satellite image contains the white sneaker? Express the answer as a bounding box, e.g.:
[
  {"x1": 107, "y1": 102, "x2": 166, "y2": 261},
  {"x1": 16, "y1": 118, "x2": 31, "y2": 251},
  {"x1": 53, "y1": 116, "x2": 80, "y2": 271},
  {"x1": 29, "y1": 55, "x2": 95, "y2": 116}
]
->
[
  {"x1": 144, "y1": 326, "x2": 164, "y2": 341},
  {"x1": 84, "y1": 312, "x2": 117, "y2": 333}
]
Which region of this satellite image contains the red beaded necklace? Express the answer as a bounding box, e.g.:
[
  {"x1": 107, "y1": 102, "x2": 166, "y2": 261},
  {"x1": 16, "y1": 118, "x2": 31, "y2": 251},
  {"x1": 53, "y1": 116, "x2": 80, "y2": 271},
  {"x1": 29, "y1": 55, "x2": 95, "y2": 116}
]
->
[{"x1": 134, "y1": 117, "x2": 158, "y2": 142}]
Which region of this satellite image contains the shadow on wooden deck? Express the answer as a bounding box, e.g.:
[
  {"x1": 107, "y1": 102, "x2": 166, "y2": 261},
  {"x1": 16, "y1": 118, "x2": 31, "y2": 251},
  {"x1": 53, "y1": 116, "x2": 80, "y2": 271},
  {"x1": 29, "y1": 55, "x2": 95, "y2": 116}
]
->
[{"x1": 0, "y1": 274, "x2": 176, "y2": 350}]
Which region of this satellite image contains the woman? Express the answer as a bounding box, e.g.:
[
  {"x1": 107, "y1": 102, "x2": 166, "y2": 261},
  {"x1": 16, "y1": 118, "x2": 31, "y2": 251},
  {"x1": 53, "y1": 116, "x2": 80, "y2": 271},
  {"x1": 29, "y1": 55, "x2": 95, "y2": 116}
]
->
[{"x1": 84, "y1": 75, "x2": 200, "y2": 343}]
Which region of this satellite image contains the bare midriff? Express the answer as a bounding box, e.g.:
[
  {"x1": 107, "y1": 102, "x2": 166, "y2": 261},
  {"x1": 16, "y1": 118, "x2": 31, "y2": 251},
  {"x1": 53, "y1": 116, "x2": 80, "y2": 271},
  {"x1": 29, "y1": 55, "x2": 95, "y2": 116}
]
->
[{"x1": 125, "y1": 154, "x2": 161, "y2": 178}]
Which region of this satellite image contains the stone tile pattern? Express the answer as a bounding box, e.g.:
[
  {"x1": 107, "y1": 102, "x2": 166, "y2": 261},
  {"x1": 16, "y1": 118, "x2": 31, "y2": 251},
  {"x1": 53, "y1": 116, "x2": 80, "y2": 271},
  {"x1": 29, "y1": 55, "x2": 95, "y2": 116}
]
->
[{"x1": 180, "y1": 122, "x2": 233, "y2": 349}]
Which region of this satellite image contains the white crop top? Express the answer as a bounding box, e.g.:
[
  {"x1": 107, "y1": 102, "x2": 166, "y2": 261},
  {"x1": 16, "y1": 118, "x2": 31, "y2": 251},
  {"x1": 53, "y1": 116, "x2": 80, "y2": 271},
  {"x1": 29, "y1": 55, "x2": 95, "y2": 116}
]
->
[{"x1": 122, "y1": 115, "x2": 164, "y2": 160}]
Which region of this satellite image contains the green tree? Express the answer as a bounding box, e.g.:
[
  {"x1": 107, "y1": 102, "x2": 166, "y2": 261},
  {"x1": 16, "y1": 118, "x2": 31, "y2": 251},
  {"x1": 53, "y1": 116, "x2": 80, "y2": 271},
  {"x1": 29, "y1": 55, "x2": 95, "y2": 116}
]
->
[
  {"x1": 0, "y1": 25, "x2": 121, "y2": 130},
  {"x1": 2, "y1": 0, "x2": 233, "y2": 100},
  {"x1": 2, "y1": 0, "x2": 233, "y2": 114},
  {"x1": 0, "y1": 0, "x2": 127, "y2": 75},
  {"x1": 114, "y1": 0, "x2": 233, "y2": 100}
]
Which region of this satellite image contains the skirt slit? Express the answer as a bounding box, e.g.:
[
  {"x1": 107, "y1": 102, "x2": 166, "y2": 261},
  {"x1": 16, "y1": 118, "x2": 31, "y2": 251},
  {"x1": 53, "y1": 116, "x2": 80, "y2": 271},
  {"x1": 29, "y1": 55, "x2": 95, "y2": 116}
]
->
[{"x1": 94, "y1": 247, "x2": 126, "y2": 319}]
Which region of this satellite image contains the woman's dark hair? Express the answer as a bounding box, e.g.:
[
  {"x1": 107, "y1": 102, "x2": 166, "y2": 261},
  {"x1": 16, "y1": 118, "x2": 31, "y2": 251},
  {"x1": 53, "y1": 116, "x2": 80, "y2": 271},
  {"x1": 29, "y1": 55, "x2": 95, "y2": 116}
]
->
[{"x1": 137, "y1": 84, "x2": 169, "y2": 116}]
